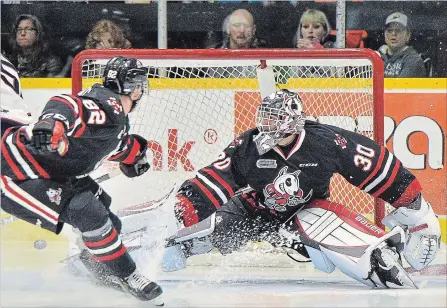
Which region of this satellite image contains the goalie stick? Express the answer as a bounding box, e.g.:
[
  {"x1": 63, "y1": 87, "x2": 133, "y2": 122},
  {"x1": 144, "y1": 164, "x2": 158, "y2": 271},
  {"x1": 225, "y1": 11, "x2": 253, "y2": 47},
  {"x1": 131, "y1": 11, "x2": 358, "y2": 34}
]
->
[{"x1": 0, "y1": 168, "x2": 123, "y2": 228}]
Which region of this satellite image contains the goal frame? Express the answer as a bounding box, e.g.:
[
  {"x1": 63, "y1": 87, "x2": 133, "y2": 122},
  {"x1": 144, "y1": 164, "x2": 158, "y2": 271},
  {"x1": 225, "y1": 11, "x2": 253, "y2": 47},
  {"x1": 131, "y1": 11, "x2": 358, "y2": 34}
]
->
[{"x1": 71, "y1": 48, "x2": 385, "y2": 227}]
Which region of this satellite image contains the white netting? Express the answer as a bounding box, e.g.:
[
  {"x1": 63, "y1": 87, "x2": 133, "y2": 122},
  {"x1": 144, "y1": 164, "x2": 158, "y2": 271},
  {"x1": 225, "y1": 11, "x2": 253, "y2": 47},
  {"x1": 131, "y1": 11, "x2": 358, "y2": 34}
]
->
[{"x1": 77, "y1": 52, "x2": 383, "y2": 222}]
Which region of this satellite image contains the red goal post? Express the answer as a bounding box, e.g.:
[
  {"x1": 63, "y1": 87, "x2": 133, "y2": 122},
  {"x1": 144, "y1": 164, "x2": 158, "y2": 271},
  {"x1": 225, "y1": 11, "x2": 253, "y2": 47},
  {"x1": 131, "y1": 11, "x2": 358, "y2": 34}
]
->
[{"x1": 72, "y1": 48, "x2": 386, "y2": 226}]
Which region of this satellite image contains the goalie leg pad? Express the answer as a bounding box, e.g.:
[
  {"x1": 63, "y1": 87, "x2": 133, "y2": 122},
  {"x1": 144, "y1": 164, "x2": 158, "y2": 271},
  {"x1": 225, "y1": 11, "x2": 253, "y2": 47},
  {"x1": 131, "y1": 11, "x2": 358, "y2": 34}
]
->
[
  {"x1": 284, "y1": 199, "x2": 416, "y2": 288},
  {"x1": 382, "y1": 193, "x2": 441, "y2": 270}
]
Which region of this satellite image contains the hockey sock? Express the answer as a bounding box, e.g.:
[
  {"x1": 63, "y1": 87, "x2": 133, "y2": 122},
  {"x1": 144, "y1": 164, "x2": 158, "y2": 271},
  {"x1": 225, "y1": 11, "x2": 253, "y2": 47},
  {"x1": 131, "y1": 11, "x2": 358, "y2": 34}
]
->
[{"x1": 82, "y1": 218, "x2": 136, "y2": 278}]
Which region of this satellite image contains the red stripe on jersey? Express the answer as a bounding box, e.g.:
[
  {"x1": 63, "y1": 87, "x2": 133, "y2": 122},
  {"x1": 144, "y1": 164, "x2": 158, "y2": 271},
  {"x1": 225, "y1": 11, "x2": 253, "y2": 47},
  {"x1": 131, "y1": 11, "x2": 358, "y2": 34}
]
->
[
  {"x1": 94, "y1": 245, "x2": 127, "y2": 262},
  {"x1": 372, "y1": 160, "x2": 400, "y2": 198},
  {"x1": 177, "y1": 195, "x2": 199, "y2": 227},
  {"x1": 84, "y1": 228, "x2": 118, "y2": 248},
  {"x1": 274, "y1": 146, "x2": 286, "y2": 160},
  {"x1": 1, "y1": 128, "x2": 26, "y2": 180},
  {"x1": 358, "y1": 146, "x2": 386, "y2": 190},
  {"x1": 1, "y1": 176, "x2": 58, "y2": 222},
  {"x1": 286, "y1": 132, "x2": 304, "y2": 159},
  {"x1": 73, "y1": 96, "x2": 86, "y2": 137},
  {"x1": 16, "y1": 128, "x2": 50, "y2": 179},
  {"x1": 122, "y1": 138, "x2": 140, "y2": 165},
  {"x1": 191, "y1": 178, "x2": 221, "y2": 209},
  {"x1": 202, "y1": 168, "x2": 235, "y2": 196},
  {"x1": 109, "y1": 145, "x2": 127, "y2": 161},
  {"x1": 392, "y1": 179, "x2": 422, "y2": 208},
  {"x1": 51, "y1": 97, "x2": 78, "y2": 117}
]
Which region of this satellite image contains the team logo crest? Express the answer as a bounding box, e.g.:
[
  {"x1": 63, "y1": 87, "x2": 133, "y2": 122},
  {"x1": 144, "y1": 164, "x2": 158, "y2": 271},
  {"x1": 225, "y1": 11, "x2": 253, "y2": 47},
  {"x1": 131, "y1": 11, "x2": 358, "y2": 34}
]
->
[
  {"x1": 229, "y1": 136, "x2": 243, "y2": 148},
  {"x1": 46, "y1": 188, "x2": 62, "y2": 206},
  {"x1": 107, "y1": 97, "x2": 123, "y2": 115},
  {"x1": 263, "y1": 166, "x2": 313, "y2": 212},
  {"x1": 334, "y1": 134, "x2": 348, "y2": 149}
]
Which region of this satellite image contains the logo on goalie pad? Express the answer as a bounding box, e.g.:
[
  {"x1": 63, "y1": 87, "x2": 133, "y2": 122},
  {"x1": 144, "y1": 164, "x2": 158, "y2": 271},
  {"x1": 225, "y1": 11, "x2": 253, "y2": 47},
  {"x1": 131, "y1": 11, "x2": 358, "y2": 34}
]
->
[{"x1": 46, "y1": 188, "x2": 62, "y2": 206}]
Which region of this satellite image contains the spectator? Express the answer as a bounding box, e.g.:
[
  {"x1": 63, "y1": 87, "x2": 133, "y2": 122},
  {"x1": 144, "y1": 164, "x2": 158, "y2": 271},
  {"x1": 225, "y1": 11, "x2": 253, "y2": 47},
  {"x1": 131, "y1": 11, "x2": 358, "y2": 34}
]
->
[
  {"x1": 84, "y1": 19, "x2": 132, "y2": 78},
  {"x1": 85, "y1": 19, "x2": 132, "y2": 49},
  {"x1": 378, "y1": 12, "x2": 426, "y2": 77},
  {"x1": 210, "y1": 9, "x2": 262, "y2": 49},
  {"x1": 8, "y1": 14, "x2": 63, "y2": 77},
  {"x1": 206, "y1": 9, "x2": 264, "y2": 78},
  {"x1": 287, "y1": 9, "x2": 334, "y2": 80},
  {"x1": 293, "y1": 9, "x2": 334, "y2": 49}
]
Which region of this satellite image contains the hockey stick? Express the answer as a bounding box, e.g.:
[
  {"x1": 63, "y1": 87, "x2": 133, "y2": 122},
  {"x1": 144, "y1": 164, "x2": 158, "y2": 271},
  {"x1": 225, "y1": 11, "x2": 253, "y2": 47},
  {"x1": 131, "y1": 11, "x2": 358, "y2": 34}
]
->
[
  {"x1": 0, "y1": 169, "x2": 123, "y2": 228},
  {"x1": 116, "y1": 184, "x2": 177, "y2": 218},
  {"x1": 93, "y1": 168, "x2": 122, "y2": 184}
]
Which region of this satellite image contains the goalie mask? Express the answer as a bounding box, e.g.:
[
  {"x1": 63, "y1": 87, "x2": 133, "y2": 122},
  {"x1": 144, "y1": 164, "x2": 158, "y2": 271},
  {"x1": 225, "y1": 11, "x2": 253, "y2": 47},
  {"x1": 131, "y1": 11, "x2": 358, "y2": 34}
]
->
[
  {"x1": 254, "y1": 89, "x2": 306, "y2": 155},
  {"x1": 102, "y1": 56, "x2": 149, "y2": 112}
]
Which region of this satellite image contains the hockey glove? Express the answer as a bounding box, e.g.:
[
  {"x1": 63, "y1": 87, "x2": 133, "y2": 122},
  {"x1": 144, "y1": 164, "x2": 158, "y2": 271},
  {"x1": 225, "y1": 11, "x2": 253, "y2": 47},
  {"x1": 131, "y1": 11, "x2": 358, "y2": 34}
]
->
[
  {"x1": 31, "y1": 115, "x2": 69, "y2": 156},
  {"x1": 119, "y1": 134, "x2": 150, "y2": 178},
  {"x1": 119, "y1": 156, "x2": 150, "y2": 178}
]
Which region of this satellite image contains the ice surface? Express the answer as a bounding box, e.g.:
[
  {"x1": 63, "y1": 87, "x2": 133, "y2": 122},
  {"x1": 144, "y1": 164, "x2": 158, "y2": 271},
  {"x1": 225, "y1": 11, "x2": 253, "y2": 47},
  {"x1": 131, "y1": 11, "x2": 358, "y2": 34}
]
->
[
  {"x1": 1, "y1": 268, "x2": 446, "y2": 307},
  {"x1": 1, "y1": 243, "x2": 446, "y2": 308}
]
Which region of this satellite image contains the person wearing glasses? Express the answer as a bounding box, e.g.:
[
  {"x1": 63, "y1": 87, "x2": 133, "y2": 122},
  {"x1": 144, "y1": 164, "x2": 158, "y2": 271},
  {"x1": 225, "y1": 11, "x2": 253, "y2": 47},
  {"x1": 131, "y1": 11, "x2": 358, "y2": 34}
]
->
[
  {"x1": 206, "y1": 9, "x2": 265, "y2": 78},
  {"x1": 378, "y1": 12, "x2": 426, "y2": 77},
  {"x1": 208, "y1": 9, "x2": 264, "y2": 50},
  {"x1": 7, "y1": 14, "x2": 62, "y2": 77}
]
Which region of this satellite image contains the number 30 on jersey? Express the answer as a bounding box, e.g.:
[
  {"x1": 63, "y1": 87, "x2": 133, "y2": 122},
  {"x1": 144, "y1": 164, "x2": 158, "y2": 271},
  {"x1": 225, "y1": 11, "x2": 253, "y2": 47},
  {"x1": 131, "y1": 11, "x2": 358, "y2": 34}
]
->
[{"x1": 354, "y1": 144, "x2": 375, "y2": 171}]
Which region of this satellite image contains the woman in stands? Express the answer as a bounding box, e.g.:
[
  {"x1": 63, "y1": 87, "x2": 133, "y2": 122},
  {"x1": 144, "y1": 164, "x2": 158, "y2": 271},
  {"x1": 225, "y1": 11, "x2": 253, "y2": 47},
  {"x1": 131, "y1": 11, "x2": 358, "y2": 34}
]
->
[
  {"x1": 293, "y1": 9, "x2": 334, "y2": 49},
  {"x1": 85, "y1": 19, "x2": 132, "y2": 50}
]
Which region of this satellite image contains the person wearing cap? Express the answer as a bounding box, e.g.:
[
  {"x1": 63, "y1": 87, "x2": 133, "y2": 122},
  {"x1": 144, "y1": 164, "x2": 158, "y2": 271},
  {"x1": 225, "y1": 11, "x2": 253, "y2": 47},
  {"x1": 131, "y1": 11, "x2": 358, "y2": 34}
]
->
[{"x1": 378, "y1": 12, "x2": 426, "y2": 77}]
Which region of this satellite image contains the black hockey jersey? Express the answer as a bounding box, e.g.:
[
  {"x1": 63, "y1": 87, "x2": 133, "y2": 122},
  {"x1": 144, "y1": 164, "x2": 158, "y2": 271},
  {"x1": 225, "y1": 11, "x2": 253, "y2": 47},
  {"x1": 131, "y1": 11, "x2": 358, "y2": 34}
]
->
[
  {"x1": 179, "y1": 121, "x2": 422, "y2": 222},
  {"x1": 1, "y1": 84, "x2": 145, "y2": 181}
]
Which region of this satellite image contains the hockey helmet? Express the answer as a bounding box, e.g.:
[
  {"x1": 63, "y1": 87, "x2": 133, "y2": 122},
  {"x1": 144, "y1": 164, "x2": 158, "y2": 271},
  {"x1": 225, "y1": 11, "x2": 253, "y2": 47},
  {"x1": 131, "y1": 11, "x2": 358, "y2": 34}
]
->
[
  {"x1": 254, "y1": 89, "x2": 306, "y2": 154},
  {"x1": 102, "y1": 56, "x2": 149, "y2": 111}
]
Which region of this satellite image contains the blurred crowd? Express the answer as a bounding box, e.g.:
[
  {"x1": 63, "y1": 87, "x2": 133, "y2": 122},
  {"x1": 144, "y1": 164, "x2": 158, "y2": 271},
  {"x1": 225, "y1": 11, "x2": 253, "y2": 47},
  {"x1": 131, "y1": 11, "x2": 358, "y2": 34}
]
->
[{"x1": 1, "y1": 2, "x2": 446, "y2": 78}]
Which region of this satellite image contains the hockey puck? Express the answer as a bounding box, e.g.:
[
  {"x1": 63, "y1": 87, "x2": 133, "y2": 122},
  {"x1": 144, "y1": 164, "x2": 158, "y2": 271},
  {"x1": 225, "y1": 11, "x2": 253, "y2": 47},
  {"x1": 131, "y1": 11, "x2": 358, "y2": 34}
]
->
[{"x1": 34, "y1": 240, "x2": 47, "y2": 250}]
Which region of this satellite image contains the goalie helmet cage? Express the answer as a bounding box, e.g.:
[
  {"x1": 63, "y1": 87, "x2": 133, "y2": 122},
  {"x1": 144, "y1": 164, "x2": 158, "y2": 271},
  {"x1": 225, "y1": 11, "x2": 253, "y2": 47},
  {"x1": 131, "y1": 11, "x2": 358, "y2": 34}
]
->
[{"x1": 72, "y1": 48, "x2": 386, "y2": 228}]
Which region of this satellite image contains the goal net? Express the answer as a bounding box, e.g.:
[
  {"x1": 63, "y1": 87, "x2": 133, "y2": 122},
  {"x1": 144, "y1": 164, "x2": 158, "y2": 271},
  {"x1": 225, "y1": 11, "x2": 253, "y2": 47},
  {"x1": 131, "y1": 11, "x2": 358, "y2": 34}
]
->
[{"x1": 72, "y1": 49, "x2": 385, "y2": 225}]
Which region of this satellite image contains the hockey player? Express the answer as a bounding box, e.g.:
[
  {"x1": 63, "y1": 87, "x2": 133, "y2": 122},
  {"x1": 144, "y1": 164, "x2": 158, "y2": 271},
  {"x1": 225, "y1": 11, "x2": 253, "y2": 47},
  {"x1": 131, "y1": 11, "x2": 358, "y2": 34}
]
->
[
  {"x1": 164, "y1": 89, "x2": 441, "y2": 289},
  {"x1": 0, "y1": 56, "x2": 163, "y2": 303},
  {"x1": 1, "y1": 54, "x2": 32, "y2": 134}
]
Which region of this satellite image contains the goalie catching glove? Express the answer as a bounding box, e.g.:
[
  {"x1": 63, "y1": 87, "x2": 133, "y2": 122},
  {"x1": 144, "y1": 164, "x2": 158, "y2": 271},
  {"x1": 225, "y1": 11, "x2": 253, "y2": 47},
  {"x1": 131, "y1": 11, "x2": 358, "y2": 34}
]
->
[
  {"x1": 382, "y1": 193, "x2": 441, "y2": 270},
  {"x1": 31, "y1": 113, "x2": 69, "y2": 156},
  {"x1": 119, "y1": 135, "x2": 150, "y2": 178}
]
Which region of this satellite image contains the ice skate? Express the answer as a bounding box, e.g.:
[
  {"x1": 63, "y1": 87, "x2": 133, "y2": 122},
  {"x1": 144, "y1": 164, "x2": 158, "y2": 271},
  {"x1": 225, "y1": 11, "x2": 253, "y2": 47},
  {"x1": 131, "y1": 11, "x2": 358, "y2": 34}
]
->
[
  {"x1": 78, "y1": 249, "x2": 123, "y2": 291},
  {"x1": 119, "y1": 269, "x2": 164, "y2": 305}
]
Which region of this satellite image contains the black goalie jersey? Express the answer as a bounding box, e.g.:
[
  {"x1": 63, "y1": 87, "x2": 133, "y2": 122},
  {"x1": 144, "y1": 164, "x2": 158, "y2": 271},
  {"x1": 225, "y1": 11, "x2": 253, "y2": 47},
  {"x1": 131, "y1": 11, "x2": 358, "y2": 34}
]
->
[
  {"x1": 1, "y1": 84, "x2": 145, "y2": 181},
  {"x1": 178, "y1": 120, "x2": 422, "y2": 223}
]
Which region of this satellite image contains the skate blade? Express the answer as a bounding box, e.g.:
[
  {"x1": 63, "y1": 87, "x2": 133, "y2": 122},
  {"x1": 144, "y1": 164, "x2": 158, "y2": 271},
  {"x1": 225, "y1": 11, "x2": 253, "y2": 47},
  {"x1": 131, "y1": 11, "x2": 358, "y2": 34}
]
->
[
  {"x1": 118, "y1": 280, "x2": 165, "y2": 304},
  {"x1": 151, "y1": 294, "x2": 165, "y2": 307}
]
